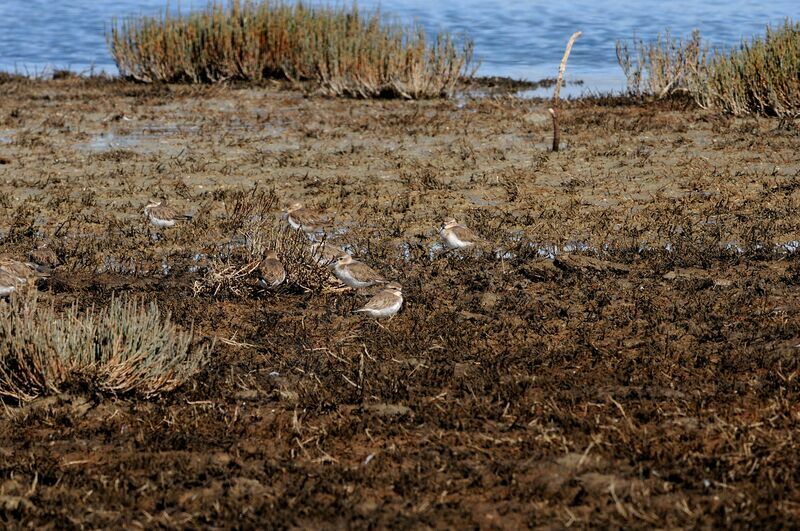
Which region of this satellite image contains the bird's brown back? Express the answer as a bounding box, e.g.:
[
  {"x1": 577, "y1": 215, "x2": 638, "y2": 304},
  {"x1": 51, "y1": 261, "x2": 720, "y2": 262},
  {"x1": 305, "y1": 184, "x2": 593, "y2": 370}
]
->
[{"x1": 347, "y1": 261, "x2": 386, "y2": 283}]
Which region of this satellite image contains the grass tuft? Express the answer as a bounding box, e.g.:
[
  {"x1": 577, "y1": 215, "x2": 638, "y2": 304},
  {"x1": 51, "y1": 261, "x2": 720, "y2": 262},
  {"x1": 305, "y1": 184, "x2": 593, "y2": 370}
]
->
[
  {"x1": 698, "y1": 20, "x2": 800, "y2": 116},
  {"x1": 107, "y1": 0, "x2": 474, "y2": 99},
  {"x1": 616, "y1": 29, "x2": 707, "y2": 99},
  {"x1": 617, "y1": 21, "x2": 800, "y2": 116},
  {"x1": 0, "y1": 294, "x2": 210, "y2": 402}
]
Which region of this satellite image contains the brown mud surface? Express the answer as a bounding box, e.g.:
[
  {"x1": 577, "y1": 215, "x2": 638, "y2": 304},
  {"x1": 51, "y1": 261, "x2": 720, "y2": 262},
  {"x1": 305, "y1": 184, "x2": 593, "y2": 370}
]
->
[{"x1": 1, "y1": 77, "x2": 800, "y2": 528}]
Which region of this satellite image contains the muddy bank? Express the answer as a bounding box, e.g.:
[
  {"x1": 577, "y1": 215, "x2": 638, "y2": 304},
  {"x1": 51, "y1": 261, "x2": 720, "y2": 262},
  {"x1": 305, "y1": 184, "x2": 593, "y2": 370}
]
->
[{"x1": 0, "y1": 77, "x2": 799, "y2": 528}]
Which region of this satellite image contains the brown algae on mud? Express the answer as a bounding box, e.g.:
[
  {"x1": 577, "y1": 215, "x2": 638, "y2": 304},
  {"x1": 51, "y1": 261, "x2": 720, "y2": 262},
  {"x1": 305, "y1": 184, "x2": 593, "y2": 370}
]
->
[{"x1": 0, "y1": 77, "x2": 799, "y2": 527}]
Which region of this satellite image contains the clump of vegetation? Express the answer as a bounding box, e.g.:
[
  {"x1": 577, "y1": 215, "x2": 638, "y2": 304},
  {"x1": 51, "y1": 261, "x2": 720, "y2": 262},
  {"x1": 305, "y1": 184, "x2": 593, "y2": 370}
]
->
[
  {"x1": 108, "y1": 0, "x2": 474, "y2": 99},
  {"x1": 193, "y1": 223, "x2": 334, "y2": 297},
  {"x1": 0, "y1": 295, "x2": 209, "y2": 401},
  {"x1": 615, "y1": 29, "x2": 708, "y2": 99},
  {"x1": 697, "y1": 20, "x2": 800, "y2": 116},
  {"x1": 617, "y1": 21, "x2": 800, "y2": 116},
  {"x1": 217, "y1": 187, "x2": 278, "y2": 235}
]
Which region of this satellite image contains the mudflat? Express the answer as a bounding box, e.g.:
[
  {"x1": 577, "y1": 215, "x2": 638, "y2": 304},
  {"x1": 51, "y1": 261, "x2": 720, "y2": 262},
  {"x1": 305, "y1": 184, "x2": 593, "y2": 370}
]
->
[{"x1": 1, "y1": 76, "x2": 799, "y2": 527}]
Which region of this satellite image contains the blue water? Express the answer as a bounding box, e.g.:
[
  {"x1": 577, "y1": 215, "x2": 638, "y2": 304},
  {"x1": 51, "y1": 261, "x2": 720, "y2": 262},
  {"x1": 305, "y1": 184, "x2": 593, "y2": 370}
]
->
[{"x1": 0, "y1": 0, "x2": 797, "y2": 93}]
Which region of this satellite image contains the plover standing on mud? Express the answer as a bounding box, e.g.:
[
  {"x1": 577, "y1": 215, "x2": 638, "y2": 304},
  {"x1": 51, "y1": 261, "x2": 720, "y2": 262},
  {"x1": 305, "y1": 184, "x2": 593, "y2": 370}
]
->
[
  {"x1": 439, "y1": 218, "x2": 480, "y2": 249},
  {"x1": 355, "y1": 282, "x2": 403, "y2": 318},
  {"x1": 144, "y1": 201, "x2": 193, "y2": 228},
  {"x1": 333, "y1": 254, "x2": 386, "y2": 289},
  {"x1": 258, "y1": 250, "x2": 286, "y2": 288},
  {"x1": 284, "y1": 203, "x2": 325, "y2": 234}
]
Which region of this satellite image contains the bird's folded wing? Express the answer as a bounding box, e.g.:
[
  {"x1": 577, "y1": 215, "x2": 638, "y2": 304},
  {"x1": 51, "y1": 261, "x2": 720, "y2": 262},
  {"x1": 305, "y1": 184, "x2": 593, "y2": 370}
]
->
[
  {"x1": 349, "y1": 262, "x2": 385, "y2": 282},
  {"x1": 451, "y1": 225, "x2": 479, "y2": 242},
  {"x1": 361, "y1": 292, "x2": 396, "y2": 310}
]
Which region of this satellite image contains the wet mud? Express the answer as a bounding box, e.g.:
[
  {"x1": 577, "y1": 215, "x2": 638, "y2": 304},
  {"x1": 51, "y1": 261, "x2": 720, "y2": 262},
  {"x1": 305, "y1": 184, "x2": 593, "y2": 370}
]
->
[{"x1": 1, "y1": 76, "x2": 799, "y2": 528}]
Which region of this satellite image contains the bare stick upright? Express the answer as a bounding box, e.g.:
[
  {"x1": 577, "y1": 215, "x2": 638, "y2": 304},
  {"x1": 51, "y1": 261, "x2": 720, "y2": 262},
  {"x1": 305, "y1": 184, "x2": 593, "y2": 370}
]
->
[{"x1": 549, "y1": 31, "x2": 582, "y2": 152}]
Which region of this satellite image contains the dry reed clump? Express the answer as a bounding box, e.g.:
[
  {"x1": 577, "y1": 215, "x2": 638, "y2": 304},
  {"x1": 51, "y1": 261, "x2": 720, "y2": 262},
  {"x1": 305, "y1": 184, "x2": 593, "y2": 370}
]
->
[
  {"x1": 195, "y1": 186, "x2": 333, "y2": 296},
  {"x1": 217, "y1": 187, "x2": 278, "y2": 235},
  {"x1": 107, "y1": 0, "x2": 474, "y2": 99},
  {"x1": 193, "y1": 224, "x2": 333, "y2": 297},
  {"x1": 0, "y1": 294, "x2": 210, "y2": 402},
  {"x1": 615, "y1": 29, "x2": 708, "y2": 99},
  {"x1": 617, "y1": 21, "x2": 800, "y2": 116}
]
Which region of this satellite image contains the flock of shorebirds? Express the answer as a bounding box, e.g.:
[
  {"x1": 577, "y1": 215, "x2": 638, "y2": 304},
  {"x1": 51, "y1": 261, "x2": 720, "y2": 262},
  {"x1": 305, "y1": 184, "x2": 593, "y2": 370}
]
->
[
  {"x1": 159, "y1": 200, "x2": 483, "y2": 318},
  {"x1": 0, "y1": 200, "x2": 482, "y2": 320}
]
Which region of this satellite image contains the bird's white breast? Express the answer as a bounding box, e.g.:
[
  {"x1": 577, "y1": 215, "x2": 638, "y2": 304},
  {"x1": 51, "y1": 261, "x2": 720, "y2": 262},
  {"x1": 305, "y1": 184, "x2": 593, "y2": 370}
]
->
[
  {"x1": 287, "y1": 215, "x2": 302, "y2": 230},
  {"x1": 148, "y1": 215, "x2": 176, "y2": 228},
  {"x1": 443, "y1": 229, "x2": 471, "y2": 249},
  {"x1": 0, "y1": 285, "x2": 16, "y2": 297},
  {"x1": 363, "y1": 296, "x2": 403, "y2": 318}
]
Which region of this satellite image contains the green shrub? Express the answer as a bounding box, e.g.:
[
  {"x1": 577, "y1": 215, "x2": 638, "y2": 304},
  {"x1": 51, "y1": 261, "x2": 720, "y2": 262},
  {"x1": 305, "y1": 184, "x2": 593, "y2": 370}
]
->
[
  {"x1": 0, "y1": 295, "x2": 209, "y2": 401},
  {"x1": 107, "y1": 0, "x2": 474, "y2": 99}
]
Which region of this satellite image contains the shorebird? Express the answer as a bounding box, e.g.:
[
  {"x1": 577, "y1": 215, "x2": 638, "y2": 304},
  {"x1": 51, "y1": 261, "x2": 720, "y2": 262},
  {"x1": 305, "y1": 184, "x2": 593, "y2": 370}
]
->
[
  {"x1": 0, "y1": 257, "x2": 46, "y2": 282},
  {"x1": 0, "y1": 269, "x2": 19, "y2": 297},
  {"x1": 355, "y1": 282, "x2": 403, "y2": 318},
  {"x1": 439, "y1": 218, "x2": 480, "y2": 249},
  {"x1": 0, "y1": 257, "x2": 47, "y2": 296},
  {"x1": 284, "y1": 203, "x2": 325, "y2": 234},
  {"x1": 258, "y1": 250, "x2": 286, "y2": 288},
  {"x1": 28, "y1": 246, "x2": 60, "y2": 269},
  {"x1": 333, "y1": 254, "x2": 386, "y2": 289},
  {"x1": 144, "y1": 200, "x2": 193, "y2": 228},
  {"x1": 310, "y1": 241, "x2": 344, "y2": 267}
]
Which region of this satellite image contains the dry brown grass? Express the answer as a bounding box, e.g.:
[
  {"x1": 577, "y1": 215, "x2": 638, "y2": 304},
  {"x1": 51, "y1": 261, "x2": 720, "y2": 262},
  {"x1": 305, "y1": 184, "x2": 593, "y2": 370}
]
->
[
  {"x1": 108, "y1": 0, "x2": 474, "y2": 99},
  {"x1": 616, "y1": 29, "x2": 708, "y2": 98}
]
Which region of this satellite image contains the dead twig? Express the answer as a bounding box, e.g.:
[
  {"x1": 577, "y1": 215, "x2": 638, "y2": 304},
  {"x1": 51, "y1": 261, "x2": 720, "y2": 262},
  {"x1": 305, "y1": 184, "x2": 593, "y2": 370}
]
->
[{"x1": 549, "y1": 31, "x2": 582, "y2": 152}]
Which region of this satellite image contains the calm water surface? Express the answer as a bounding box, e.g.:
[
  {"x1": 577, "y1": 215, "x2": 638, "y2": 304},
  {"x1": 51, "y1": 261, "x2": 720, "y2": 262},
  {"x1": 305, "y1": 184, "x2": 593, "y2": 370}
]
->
[{"x1": 0, "y1": 0, "x2": 797, "y2": 93}]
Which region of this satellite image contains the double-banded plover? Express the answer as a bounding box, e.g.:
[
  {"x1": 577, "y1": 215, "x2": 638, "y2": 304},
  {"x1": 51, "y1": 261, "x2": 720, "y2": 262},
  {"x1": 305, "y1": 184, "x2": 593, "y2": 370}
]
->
[
  {"x1": 0, "y1": 257, "x2": 48, "y2": 296},
  {"x1": 0, "y1": 257, "x2": 47, "y2": 281},
  {"x1": 439, "y1": 218, "x2": 480, "y2": 249},
  {"x1": 0, "y1": 269, "x2": 19, "y2": 297},
  {"x1": 310, "y1": 241, "x2": 344, "y2": 267},
  {"x1": 258, "y1": 250, "x2": 286, "y2": 288},
  {"x1": 144, "y1": 201, "x2": 193, "y2": 228},
  {"x1": 355, "y1": 282, "x2": 403, "y2": 318},
  {"x1": 333, "y1": 254, "x2": 386, "y2": 289},
  {"x1": 284, "y1": 203, "x2": 325, "y2": 234}
]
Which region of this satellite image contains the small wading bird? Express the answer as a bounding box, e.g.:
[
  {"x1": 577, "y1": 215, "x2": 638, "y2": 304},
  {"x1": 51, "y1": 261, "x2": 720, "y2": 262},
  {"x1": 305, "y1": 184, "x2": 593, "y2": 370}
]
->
[
  {"x1": 258, "y1": 250, "x2": 286, "y2": 288},
  {"x1": 333, "y1": 254, "x2": 386, "y2": 289},
  {"x1": 0, "y1": 257, "x2": 49, "y2": 281},
  {"x1": 355, "y1": 282, "x2": 404, "y2": 319},
  {"x1": 439, "y1": 218, "x2": 480, "y2": 249},
  {"x1": 310, "y1": 241, "x2": 344, "y2": 267},
  {"x1": 144, "y1": 200, "x2": 193, "y2": 228},
  {"x1": 284, "y1": 203, "x2": 325, "y2": 234},
  {"x1": 0, "y1": 269, "x2": 19, "y2": 297},
  {"x1": 28, "y1": 246, "x2": 60, "y2": 269},
  {"x1": 0, "y1": 257, "x2": 49, "y2": 296}
]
